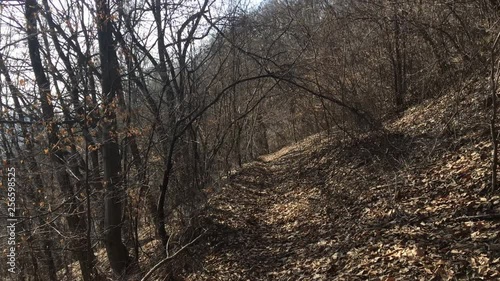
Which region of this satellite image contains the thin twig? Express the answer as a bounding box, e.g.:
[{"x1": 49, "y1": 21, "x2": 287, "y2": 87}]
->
[
  {"x1": 454, "y1": 213, "x2": 500, "y2": 222},
  {"x1": 140, "y1": 230, "x2": 206, "y2": 281}
]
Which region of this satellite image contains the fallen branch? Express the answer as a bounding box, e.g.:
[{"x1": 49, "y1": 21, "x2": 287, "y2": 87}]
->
[
  {"x1": 454, "y1": 213, "x2": 500, "y2": 222},
  {"x1": 140, "y1": 230, "x2": 206, "y2": 281}
]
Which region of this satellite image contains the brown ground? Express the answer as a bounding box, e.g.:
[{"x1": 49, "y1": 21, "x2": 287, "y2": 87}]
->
[{"x1": 175, "y1": 75, "x2": 500, "y2": 281}]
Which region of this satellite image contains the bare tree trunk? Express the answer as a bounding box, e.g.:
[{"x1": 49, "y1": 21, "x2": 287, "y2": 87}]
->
[
  {"x1": 25, "y1": 1, "x2": 98, "y2": 280},
  {"x1": 490, "y1": 31, "x2": 500, "y2": 191},
  {"x1": 0, "y1": 52, "x2": 59, "y2": 281},
  {"x1": 255, "y1": 110, "x2": 269, "y2": 156},
  {"x1": 392, "y1": 4, "x2": 405, "y2": 112},
  {"x1": 94, "y1": 0, "x2": 132, "y2": 276}
]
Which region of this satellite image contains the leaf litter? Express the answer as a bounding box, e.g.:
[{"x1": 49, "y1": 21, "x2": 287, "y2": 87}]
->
[{"x1": 181, "y1": 76, "x2": 500, "y2": 280}]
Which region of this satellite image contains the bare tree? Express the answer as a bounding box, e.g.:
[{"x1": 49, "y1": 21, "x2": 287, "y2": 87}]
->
[{"x1": 24, "y1": 0, "x2": 98, "y2": 280}]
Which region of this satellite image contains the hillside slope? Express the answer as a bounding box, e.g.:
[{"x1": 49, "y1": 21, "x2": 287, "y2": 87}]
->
[{"x1": 178, "y1": 76, "x2": 500, "y2": 280}]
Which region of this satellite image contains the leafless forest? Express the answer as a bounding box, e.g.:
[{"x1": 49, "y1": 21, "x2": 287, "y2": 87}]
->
[{"x1": 0, "y1": 0, "x2": 499, "y2": 280}]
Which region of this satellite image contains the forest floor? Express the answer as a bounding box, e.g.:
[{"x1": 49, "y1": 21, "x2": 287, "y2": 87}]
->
[{"x1": 176, "y1": 75, "x2": 500, "y2": 281}]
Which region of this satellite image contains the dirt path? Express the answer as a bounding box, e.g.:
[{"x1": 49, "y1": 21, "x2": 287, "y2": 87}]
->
[
  {"x1": 185, "y1": 144, "x2": 335, "y2": 280},
  {"x1": 181, "y1": 102, "x2": 500, "y2": 281}
]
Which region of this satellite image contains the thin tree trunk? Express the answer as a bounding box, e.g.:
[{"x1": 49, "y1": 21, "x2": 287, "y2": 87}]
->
[
  {"x1": 490, "y1": 31, "x2": 500, "y2": 191},
  {"x1": 25, "y1": 1, "x2": 96, "y2": 280},
  {"x1": 0, "y1": 52, "x2": 58, "y2": 281}
]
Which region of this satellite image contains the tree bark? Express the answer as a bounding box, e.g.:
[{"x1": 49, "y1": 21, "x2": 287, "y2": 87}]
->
[
  {"x1": 95, "y1": 0, "x2": 132, "y2": 275},
  {"x1": 25, "y1": 1, "x2": 97, "y2": 280},
  {"x1": 490, "y1": 31, "x2": 500, "y2": 191}
]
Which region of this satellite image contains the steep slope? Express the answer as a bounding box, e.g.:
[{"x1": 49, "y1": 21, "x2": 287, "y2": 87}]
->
[{"x1": 179, "y1": 75, "x2": 500, "y2": 280}]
